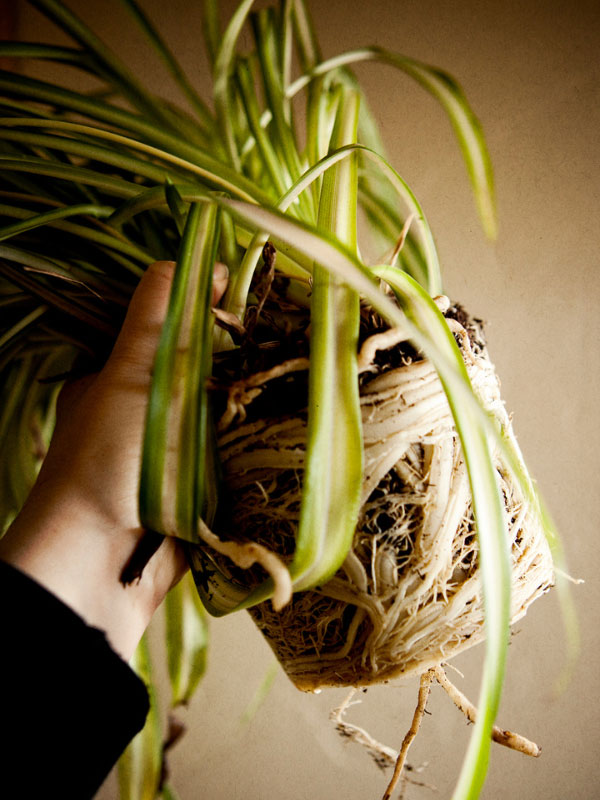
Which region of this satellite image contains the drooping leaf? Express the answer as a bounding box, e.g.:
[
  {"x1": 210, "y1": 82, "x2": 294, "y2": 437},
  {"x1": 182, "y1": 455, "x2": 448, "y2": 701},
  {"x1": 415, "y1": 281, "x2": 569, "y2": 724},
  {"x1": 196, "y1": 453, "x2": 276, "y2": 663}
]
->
[
  {"x1": 117, "y1": 635, "x2": 162, "y2": 800},
  {"x1": 165, "y1": 572, "x2": 209, "y2": 707},
  {"x1": 288, "y1": 46, "x2": 497, "y2": 239}
]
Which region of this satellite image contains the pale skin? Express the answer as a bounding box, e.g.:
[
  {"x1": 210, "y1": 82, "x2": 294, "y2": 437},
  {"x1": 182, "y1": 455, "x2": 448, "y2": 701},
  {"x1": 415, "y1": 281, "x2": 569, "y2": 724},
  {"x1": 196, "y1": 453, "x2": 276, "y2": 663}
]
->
[{"x1": 0, "y1": 259, "x2": 228, "y2": 662}]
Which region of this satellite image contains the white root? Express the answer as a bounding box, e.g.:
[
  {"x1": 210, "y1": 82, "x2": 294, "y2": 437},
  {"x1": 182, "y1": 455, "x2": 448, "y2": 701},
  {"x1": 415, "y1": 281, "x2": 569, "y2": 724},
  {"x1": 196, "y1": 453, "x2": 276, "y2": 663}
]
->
[
  {"x1": 204, "y1": 305, "x2": 553, "y2": 787},
  {"x1": 330, "y1": 688, "x2": 398, "y2": 770},
  {"x1": 433, "y1": 665, "x2": 541, "y2": 758},
  {"x1": 217, "y1": 357, "x2": 309, "y2": 430},
  {"x1": 382, "y1": 671, "x2": 434, "y2": 800},
  {"x1": 196, "y1": 518, "x2": 292, "y2": 611},
  {"x1": 329, "y1": 663, "x2": 538, "y2": 800},
  {"x1": 212, "y1": 311, "x2": 554, "y2": 690},
  {"x1": 358, "y1": 327, "x2": 411, "y2": 373},
  {"x1": 553, "y1": 568, "x2": 584, "y2": 585},
  {"x1": 433, "y1": 295, "x2": 451, "y2": 314}
]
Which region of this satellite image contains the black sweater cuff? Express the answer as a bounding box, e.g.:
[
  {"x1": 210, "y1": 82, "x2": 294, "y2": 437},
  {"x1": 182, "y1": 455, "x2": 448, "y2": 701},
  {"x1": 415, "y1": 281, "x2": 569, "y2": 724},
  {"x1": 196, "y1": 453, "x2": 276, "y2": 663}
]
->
[{"x1": 0, "y1": 560, "x2": 150, "y2": 798}]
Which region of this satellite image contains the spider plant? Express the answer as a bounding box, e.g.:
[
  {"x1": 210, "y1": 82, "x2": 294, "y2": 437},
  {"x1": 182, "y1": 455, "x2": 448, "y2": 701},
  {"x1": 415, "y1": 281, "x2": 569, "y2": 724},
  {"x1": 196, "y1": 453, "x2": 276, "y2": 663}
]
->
[{"x1": 0, "y1": 1, "x2": 563, "y2": 798}]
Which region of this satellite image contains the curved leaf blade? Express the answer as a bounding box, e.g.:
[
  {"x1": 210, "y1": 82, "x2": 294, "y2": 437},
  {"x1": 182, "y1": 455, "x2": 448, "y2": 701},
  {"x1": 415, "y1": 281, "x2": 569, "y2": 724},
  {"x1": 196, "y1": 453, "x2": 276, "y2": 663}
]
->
[{"x1": 288, "y1": 46, "x2": 497, "y2": 239}]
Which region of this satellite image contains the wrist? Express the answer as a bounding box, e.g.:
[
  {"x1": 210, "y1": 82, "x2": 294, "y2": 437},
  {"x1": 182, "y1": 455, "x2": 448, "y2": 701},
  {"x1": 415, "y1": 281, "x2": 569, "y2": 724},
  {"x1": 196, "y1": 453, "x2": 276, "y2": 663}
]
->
[{"x1": 0, "y1": 482, "x2": 163, "y2": 661}]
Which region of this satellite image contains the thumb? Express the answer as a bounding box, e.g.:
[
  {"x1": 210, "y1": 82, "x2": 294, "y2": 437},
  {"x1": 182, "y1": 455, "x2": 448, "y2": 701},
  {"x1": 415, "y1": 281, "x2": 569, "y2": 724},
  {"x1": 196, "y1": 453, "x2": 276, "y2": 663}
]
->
[
  {"x1": 108, "y1": 260, "x2": 176, "y2": 372},
  {"x1": 108, "y1": 260, "x2": 229, "y2": 374}
]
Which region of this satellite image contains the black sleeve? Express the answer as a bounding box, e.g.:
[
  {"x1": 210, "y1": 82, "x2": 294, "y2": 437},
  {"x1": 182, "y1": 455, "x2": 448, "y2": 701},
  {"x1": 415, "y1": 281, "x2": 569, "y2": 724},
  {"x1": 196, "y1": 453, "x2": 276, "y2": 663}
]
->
[{"x1": 0, "y1": 560, "x2": 150, "y2": 799}]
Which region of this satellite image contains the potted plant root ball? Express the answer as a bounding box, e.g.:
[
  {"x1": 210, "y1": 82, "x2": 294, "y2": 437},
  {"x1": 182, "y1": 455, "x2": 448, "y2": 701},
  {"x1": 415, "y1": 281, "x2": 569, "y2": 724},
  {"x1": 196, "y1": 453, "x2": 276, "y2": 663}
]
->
[{"x1": 208, "y1": 293, "x2": 554, "y2": 691}]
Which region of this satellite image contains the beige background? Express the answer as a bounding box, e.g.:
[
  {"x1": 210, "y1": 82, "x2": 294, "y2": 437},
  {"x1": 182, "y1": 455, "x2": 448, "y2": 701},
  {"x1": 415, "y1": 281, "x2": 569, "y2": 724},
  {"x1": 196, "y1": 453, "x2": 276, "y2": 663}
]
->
[{"x1": 14, "y1": 0, "x2": 600, "y2": 798}]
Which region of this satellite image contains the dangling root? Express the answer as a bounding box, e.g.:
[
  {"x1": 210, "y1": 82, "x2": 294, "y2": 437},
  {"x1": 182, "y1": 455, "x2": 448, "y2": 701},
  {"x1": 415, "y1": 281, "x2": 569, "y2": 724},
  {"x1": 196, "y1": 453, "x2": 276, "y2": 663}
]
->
[
  {"x1": 382, "y1": 670, "x2": 434, "y2": 800},
  {"x1": 196, "y1": 518, "x2": 292, "y2": 610},
  {"x1": 331, "y1": 688, "x2": 398, "y2": 771},
  {"x1": 433, "y1": 665, "x2": 541, "y2": 757},
  {"x1": 330, "y1": 663, "x2": 539, "y2": 798}
]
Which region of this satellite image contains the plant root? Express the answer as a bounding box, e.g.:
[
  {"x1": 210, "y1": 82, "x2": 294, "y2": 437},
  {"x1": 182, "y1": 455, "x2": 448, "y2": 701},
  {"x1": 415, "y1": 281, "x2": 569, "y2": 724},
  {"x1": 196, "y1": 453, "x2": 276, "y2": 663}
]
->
[
  {"x1": 330, "y1": 661, "x2": 538, "y2": 800},
  {"x1": 195, "y1": 518, "x2": 292, "y2": 610},
  {"x1": 382, "y1": 670, "x2": 434, "y2": 800},
  {"x1": 357, "y1": 327, "x2": 411, "y2": 373},
  {"x1": 204, "y1": 303, "x2": 554, "y2": 689},
  {"x1": 214, "y1": 356, "x2": 309, "y2": 430},
  {"x1": 331, "y1": 688, "x2": 398, "y2": 770},
  {"x1": 433, "y1": 665, "x2": 541, "y2": 757}
]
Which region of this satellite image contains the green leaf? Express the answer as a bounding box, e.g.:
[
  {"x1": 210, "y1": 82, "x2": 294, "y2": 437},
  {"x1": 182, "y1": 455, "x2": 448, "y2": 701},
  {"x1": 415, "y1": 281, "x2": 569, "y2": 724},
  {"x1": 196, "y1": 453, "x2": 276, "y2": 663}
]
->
[
  {"x1": 164, "y1": 180, "x2": 188, "y2": 237},
  {"x1": 108, "y1": 183, "x2": 205, "y2": 228},
  {"x1": 372, "y1": 265, "x2": 510, "y2": 800},
  {"x1": 0, "y1": 41, "x2": 91, "y2": 67},
  {"x1": 202, "y1": 0, "x2": 221, "y2": 68},
  {"x1": 290, "y1": 0, "x2": 321, "y2": 73},
  {"x1": 235, "y1": 57, "x2": 290, "y2": 198},
  {"x1": 0, "y1": 202, "x2": 113, "y2": 241},
  {"x1": 240, "y1": 660, "x2": 279, "y2": 724},
  {"x1": 29, "y1": 0, "x2": 178, "y2": 132},
  {"x1": 165, "y1": 572, "x2": 209, "y2": 707},
  {"x1": 139, "y1": 202, "x2": 221, "y2": 541},
  {"x1": 292, "y1": 87, "x2": 363, "y2": 591},
  {"x1": 0, "y1": 304, "x2": 47, "y2": 352},
  {"x1": 251, "y1": 8, "x2": 311, "y2": 221},
  {"x1": 0, "y1": 351, "x2": 67, "y2": 527},
  {"x1": 218, "y1": 136, "x2": 440, "y2": 340},
  {"x1": 213, "y1": 0, "x2": 256, "y2": 170},
  {"x1": 0, "y1": 81, "x2": 265, "y2": 202},
  {"x1": 358, "y1": 184, "x2": 429, "y2": 285},
  {"x1": 196, "y1": 94, "x2": 370, "y2": 611},
  {"x1": 288, "y1": 46, "x2": 497, "y2": 239},
  {"x1": 0, "y1": 201, "x2": 153, "y2": 266},
  {"x1": 0, "y1": 127, "x2": 182, "y2": 185},
  {"x1": 160, "y1": 783, "x2": 182, "y2": 800},
  {"x1": 0, "y1": 154, "x2": 141, "y2": 198},
  {"x1": 117, "y1": 635, "x2": 162, "y2": 800},
  {"x1": 117, "y1": 0, "x2": 215, "y2": 130}
]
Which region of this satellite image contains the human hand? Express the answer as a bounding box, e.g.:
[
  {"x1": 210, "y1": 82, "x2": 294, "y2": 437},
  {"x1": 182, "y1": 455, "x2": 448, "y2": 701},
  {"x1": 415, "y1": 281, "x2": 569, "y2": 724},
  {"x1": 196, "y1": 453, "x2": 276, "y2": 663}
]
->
[{"x1": 0, "y1": 260, "x2": 228, "y2": 660}]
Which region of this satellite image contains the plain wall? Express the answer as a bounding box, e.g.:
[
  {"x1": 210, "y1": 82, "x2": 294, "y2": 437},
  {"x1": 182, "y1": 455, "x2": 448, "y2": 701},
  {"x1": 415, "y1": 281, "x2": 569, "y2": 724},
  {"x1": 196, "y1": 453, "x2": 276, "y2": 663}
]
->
[{"x1": 14, "y1": 1, "x2": 600, "y2": 798}]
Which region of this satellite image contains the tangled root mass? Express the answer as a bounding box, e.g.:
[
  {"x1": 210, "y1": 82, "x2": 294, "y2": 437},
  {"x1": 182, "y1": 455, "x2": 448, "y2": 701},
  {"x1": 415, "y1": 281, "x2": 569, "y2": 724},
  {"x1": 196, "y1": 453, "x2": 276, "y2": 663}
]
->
[{"x1": 210, "y1": 295, "x2": 554, "y2": 690}]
